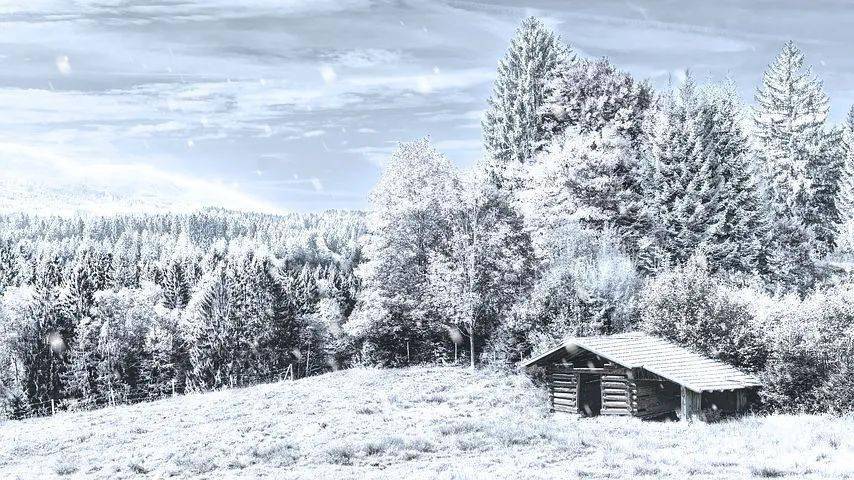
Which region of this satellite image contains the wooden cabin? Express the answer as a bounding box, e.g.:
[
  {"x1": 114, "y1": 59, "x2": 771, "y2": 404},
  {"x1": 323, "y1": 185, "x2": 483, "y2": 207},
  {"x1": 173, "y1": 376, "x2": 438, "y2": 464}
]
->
[{"x1": 521, "y1": 332, "x2": 761, "y2": 421}]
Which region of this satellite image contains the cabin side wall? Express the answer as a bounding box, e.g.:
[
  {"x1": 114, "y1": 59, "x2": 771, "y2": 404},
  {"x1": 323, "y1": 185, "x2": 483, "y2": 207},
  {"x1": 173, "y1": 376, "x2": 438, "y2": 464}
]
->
[
  {"x1": 600, "y1": 371, "x2": 632, "y2": 416},
  {"x1": 547, "y1": 366, "x2": 578, "y2": 413},
  {"x1": 634, "y1": 379, "x2": 681, "y2": 419}
]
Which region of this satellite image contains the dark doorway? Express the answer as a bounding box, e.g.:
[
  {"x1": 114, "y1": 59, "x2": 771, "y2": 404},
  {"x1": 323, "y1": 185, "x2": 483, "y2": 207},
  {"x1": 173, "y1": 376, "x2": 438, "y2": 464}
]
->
[{"x1": 577, "y1": 374, "x2": 602, "y2": 416}]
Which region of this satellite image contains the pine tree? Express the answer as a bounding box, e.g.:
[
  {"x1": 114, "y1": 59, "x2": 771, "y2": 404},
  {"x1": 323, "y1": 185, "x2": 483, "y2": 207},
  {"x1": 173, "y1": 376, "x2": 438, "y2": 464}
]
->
[
  {"x1": 838, "y1": 107, "x2": 854, "y2": 224},
  {"x1": 182, "y1": 265, "x2": 236, "y2": 390},
  {"x1": 482, "y1": 17, "x2": 570, "y2": 189},
  {"x1": 111, "y1": 231, "x2": 139, "y2": 289},
  {"x1": 161, "y1": 258, "x2": 191, "y2": 310},
  {"x1": 695, "y1": 85, "x2": 765, "y2": 274},
  {"x1": 140, "y1": 318, "x2": 177, "y2": 400},
  {"x1": 641, "y1": 75, "x2": 702, "y2": 265},
  {"x1": 0, "y1": 239, "x2": 18, "y2": 295},
  {"x1": 754, "y1": 41, "x2": 836, "y2": 267}
]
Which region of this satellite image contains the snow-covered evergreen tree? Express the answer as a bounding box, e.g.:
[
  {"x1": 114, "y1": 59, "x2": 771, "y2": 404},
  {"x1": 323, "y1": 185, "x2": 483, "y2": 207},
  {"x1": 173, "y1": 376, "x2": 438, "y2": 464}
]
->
[
  {"x1": 838, "y1": 106, "x2": 854, "y2": 224},
  {"x1": 181, "y1": 265, "x2": 236, "y2": 390},
  {"x1": 754, "y1": 41, "x2": 838, "y2": 266},
  {"x1": 482, "y1": 17, "x2": 570, "y2": 190},
  {"x1": 640, "y1": 75, "x2": 702, "y2": 266},
  {"x1": 161, "y1": 257, "x2": 191, "y2": 310},
  {"x1": 695, "y1": 85, "x2": 766, "y2": 274}
]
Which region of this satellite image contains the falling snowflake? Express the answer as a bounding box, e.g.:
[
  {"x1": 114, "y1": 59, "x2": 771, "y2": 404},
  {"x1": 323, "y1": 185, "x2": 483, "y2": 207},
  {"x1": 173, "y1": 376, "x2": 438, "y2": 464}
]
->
[
  {"x1": 55, "y1": 55, "x2": 71, "y2": 75},
  {"x1": 320, "y1": 65, "x2": 336, "y2": 85}
]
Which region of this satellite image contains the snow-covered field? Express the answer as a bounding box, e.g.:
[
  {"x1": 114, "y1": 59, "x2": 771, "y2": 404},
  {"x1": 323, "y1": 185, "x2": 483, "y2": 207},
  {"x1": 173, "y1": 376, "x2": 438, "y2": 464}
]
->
[{"x1": 0, "y1": 366, "x2": 852, "y2": 479}]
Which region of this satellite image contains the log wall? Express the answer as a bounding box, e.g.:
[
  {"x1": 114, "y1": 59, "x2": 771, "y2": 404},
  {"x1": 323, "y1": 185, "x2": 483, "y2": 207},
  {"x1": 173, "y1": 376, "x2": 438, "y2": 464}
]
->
[
  {"x1": 547, "y1": 366, "x2": 578, "y2": 413},
  {"x1": 600, "y1": 372, "x2": 632, "y2": 416},
  {"x1": 633, "y1": 378, "x2": 680, "y2": 419}
]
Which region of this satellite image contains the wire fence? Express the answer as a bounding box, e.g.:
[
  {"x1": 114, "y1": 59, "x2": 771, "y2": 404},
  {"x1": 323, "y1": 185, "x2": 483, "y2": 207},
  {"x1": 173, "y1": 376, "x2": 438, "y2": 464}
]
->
[{"x1": 5, "y1": 364, "x2": 295, "y2": 422}]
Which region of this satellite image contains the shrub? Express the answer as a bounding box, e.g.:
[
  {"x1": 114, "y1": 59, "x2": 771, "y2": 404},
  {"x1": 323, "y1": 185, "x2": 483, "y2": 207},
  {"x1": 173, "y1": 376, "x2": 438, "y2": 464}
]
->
[
  {"x1": 639, "y1": 256, "x2": 768, "y2": 372},
  {"x1": 760, "y1": 284, "x2": 854, "y2": 413}
]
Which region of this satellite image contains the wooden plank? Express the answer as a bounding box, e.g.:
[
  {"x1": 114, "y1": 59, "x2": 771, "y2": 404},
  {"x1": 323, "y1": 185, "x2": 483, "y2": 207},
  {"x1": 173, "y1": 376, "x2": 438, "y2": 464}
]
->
[
  {"x1": 550, "y1": 387, "x2": 576, "y2": 394},
  {"x1": 680, "y1": 387, "x2": 702, "y2": 422},
  {"x1": 553, "y1": 405, "x2": 577, "y2": 414},
  {"x1": 550, "y1": 382, "x2": 577, "y2": 388},
  {"x1": 600, "y1": 409, "x2": 631, "y2": 416},
  {"x1": 552, "y1": 393, "x2": 577, "y2": 400}
]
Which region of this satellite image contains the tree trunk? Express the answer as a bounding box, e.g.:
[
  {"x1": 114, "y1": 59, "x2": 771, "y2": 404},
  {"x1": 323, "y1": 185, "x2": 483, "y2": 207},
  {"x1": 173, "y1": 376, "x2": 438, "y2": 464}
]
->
[{"x1": 469, "y1": 329, "x2": 475, "y2": 370}]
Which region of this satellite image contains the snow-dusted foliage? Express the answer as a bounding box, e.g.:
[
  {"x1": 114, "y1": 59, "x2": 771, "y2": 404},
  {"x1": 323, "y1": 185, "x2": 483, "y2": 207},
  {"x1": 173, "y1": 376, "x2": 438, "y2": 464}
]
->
[
  {"x1": 0, "y1": 209, "x2": 362, "y2": 418},
  {"x1": 758, "y1": 285, "x2": 854, "y2": 413},
  {"x1": 427, "y1": 167, "x2": 535, "y2": 368},
  {"x1": 753, "y1": 41, "x2": 841, "y2": 273},
  {"x1": 639, "y1": 256, "x2": 768, "y2": 372},
  {"x1": 3, "y1": 16, "x2": 854, "y2": 421},
  {"x1": 538, "y1": 57, "x2": 652, "y2": 147},
  {"x1": 501, "y1": 226, "x2": 640, "y2": 358},
  {"x1": 524, "y1": 127, "x2": 646, "y2": 255},
  {"x1": 349, "y1": 138, "x2": 462, "y2": 366},
  {"x1": 482, "y1": 17, "x2": 569, "y2": 189},
  {"x1": 640, "y1": 77, "x2": 766, "y2": 274}
]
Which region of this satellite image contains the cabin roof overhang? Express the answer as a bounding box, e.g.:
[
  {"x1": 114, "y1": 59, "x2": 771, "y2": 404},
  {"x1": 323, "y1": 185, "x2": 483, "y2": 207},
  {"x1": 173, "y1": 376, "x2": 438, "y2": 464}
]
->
[{"x1": 521, "y1": 332, "x2": 762, "y2": 393}]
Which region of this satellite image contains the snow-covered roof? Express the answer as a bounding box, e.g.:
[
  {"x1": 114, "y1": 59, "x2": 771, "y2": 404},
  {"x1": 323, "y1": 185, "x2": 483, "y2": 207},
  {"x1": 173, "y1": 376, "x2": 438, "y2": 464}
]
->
[{"x1": 521, "y1": 332, "x2": 762, "y2": 392}]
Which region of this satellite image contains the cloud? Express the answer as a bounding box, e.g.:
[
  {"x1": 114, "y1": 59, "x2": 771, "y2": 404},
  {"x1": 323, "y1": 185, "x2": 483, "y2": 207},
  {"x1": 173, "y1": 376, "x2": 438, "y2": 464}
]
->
[{"x1": 332, "y1": 49, "x2": 401, "y2": 68}]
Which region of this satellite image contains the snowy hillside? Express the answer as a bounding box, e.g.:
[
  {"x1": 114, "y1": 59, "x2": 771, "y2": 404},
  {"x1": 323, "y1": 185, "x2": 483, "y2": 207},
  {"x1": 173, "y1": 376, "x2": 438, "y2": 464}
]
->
[{"x1": 0, "y1": 366, "x2": 851, "y2": 479}]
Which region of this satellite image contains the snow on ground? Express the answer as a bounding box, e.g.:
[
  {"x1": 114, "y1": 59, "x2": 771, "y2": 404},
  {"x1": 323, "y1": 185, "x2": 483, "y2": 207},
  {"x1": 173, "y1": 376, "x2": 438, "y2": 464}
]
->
[{"x1": 0, "y1": 366, "x2": 852, "y2": 479}]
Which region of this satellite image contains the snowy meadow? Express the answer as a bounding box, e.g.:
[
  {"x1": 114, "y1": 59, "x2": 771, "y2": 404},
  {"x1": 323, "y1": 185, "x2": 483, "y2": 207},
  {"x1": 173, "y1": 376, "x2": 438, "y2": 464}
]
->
[{"x1": 2, "y1": 367, "x2": 853, "y2": 479}]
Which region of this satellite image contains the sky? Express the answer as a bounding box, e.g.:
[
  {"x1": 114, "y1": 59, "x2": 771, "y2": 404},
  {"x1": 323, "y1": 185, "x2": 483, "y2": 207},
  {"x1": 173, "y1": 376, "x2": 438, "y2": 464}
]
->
[{"x1": 0, "y1": 0, "x2": 853, "y2": 214}]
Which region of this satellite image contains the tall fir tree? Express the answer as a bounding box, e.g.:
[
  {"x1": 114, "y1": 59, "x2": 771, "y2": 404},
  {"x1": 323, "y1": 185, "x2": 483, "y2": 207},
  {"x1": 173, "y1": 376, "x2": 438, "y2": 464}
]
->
[
  {"x1": 482, "y1": 17, "x2": 570, "y2": 190},
  {"x1": 837, "y1": 106, "x2": 854, "y2": 224},
  {"x1": 754, "y1": 41, "x2": 837, "y2": 274},
  {"x1": 161, "y1": 257, "x2": 191, "y2": 310},
  {"x1": 693, "y1": 85, "x2": 766, "y2": 274},
  {"x1": 640, "y1": 75, "x2": 702, "y2": 268}
]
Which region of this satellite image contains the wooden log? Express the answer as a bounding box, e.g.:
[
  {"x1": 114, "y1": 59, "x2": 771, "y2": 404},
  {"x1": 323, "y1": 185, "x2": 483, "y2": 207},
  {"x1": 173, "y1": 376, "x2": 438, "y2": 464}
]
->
[
  {"x1": 600, "y1": 409, "x2": 631, "y2": 416},
  {"x1": 550, "y1": 382, "x2": 577, "y2": 388},
  {"x1": 550, "y1": 387, "x2": 576, "y2": 394},
  {"x1": 552, "y1": 393, "x2": 577, "y2": 400},
  {"x1": 602, "y1": 382, "x2": 627, "y2": 389},
  {"x1": 553, "y1": 405, "x2": 577, "y2": 414},
  {"x1": 603, "y1": 395, "x2": 628, "y2": 402}
]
